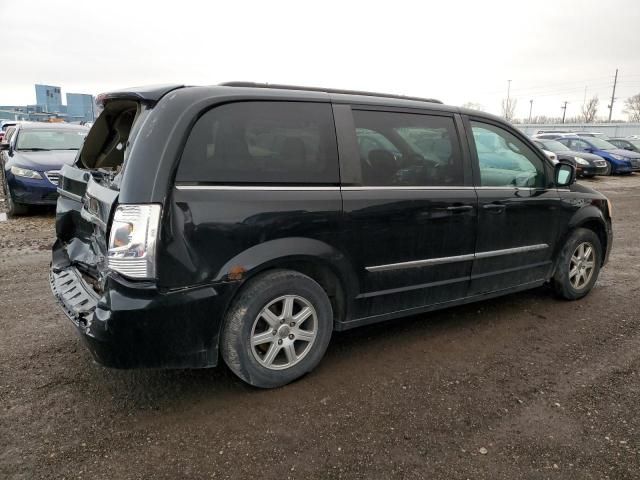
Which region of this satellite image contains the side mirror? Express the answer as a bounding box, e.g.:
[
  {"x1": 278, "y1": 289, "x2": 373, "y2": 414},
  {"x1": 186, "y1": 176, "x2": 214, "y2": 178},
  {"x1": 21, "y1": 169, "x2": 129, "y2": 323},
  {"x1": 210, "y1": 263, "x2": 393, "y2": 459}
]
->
[
  {"x1": 625, "y1": 146, "x2": 634, "y2": 151},
  {"x1": 555, "y1": 162, "x2": 576, "y2": 187}
]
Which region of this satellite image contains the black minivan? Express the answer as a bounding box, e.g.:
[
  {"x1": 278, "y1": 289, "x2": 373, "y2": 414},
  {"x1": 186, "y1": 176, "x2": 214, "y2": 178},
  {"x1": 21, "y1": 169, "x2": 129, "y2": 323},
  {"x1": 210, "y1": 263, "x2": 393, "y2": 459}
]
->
[{"x1": 50, "y1": 83, "x2": 613, "y2": 388}]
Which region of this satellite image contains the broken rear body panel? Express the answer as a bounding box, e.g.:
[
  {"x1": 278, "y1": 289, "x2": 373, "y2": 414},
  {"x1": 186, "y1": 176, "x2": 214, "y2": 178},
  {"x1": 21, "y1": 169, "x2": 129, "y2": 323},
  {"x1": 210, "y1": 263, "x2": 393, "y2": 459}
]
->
[
  {"x1": 51, "y1": 160, "x2": 234, "y2": 367},
  {"x1": 50, "y1": 86, "x2": 236, "y2": 368}
]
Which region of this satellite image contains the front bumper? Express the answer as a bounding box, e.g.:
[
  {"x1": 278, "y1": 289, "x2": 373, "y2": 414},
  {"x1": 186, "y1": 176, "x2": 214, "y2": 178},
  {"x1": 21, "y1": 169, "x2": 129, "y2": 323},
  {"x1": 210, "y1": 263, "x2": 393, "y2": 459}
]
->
[
  {"x1": 629, "y1": 158, "x2": 640, "y2": 171},
  {"x1": 6, "y1": 173, "x2": 58, "y2": 205},
  {"x1": 50, "y1": 241, "x2": 236, "y2": 369},
  {"x1": 579, "y1": 164, "x2": 609, "y2": 176},
  {"x1": 610, "y1": 161, "x2": 634, "y2": 174}
]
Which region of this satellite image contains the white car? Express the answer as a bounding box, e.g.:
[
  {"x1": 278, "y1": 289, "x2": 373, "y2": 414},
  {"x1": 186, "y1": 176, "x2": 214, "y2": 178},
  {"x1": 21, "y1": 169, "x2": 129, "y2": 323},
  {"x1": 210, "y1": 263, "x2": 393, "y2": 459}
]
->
[{"x1": 541, "y1": 148, "x2": 558, "y2": 164}]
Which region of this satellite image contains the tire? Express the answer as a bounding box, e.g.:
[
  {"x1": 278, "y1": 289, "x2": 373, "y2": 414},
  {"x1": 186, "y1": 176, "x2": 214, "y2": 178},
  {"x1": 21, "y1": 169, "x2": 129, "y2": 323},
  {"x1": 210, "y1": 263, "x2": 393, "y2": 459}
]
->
[
  {"x1": 3, "y1": 177, "x2": 28, "y2": 216},
  {"x1": 221, "y1": 269, "x2": 333, "y2": 388},
  {"x1": 603, "y1": 161, "x2": 613, "y2": 176},
  {"x1": 553, "y1": 228, "x2": 602, "y2": 300}
]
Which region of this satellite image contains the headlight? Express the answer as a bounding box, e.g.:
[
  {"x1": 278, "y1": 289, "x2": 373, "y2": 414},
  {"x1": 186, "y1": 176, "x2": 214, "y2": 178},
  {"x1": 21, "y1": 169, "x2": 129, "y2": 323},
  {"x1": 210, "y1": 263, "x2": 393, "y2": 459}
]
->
[
  {"x1": 574, "y1": 157, "x2": 589, "y2": 165},
  {"x1": 610, "y1": 154, "x2": 625, "y2": 161},
  {"x1": 10, "y1": 165, "x2": 42, "y2": 179},
  {"x1": 107, "y1": 204, "x2": 161, "y2": 279}
]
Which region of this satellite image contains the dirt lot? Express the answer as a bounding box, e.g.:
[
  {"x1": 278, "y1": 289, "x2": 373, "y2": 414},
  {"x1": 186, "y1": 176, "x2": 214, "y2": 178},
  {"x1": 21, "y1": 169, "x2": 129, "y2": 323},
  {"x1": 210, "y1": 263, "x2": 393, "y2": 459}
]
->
[{"x1": 1, "y1": 175, "x2": 639, "y2": 480}]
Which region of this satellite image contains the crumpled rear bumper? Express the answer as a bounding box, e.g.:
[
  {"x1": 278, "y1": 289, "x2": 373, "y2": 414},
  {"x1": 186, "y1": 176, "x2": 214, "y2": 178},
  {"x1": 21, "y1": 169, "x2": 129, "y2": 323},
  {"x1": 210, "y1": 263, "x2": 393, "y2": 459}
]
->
[{"x1": 50, "y1": 240, "x2": 234, "y2": 369}]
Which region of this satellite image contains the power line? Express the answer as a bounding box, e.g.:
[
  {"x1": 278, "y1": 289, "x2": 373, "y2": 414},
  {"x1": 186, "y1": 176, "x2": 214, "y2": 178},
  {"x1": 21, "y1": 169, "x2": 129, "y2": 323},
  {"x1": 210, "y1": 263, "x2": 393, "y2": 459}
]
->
[
  {"x1": 476, "y1": 75, "x2": 640, "y2": 98},
  {"x1": 509, "y1": 81, "x2": 640, "y2": 100},
  {"x1": 475, "y1": 76, "x2": 617, "y2": 95}
]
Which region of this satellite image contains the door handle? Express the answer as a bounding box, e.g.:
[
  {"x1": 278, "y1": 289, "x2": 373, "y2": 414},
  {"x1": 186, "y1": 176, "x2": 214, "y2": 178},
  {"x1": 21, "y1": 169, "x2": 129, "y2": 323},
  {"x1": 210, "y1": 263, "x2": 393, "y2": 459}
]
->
[
  {"x1": 483, "y1": 203, "x2": 506, "y2": 213},
  {"x1": 446, "y1": 205, "x2": 474, "y2": 213}
]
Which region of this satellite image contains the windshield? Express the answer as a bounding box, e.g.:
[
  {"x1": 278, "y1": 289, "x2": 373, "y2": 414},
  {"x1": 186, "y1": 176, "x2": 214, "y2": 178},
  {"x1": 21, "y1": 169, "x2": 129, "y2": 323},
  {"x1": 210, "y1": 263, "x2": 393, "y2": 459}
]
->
[
  {"x1": 541, "y1": 140, "x2": 570, "y2": 151},
  {"x1": 587, "y1": 137, "x2": 618, "y2": 150},
  {"x1": 16, "y1": 129, "x2": 87, "y2": 151}
]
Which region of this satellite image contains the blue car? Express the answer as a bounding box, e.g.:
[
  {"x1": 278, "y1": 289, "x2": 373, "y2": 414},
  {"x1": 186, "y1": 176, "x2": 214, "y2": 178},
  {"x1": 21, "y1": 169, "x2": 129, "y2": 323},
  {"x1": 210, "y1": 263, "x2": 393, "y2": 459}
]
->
[
  {"x1": 556, "y1": 136, "x2": 640, "y2": 175},
  {"x1": 1, "y1": 122, "x2": 88, "y2": 215}
]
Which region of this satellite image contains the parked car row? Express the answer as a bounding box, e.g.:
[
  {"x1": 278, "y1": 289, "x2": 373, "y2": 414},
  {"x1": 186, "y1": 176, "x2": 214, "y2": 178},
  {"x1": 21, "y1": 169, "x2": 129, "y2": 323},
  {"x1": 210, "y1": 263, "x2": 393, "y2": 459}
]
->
[
  {"x1": 532, "y1": 138, "x2": 609, "y2": 177},
  {"x1": 531, "y1": 131, "x2": 640, "y2": 176}
]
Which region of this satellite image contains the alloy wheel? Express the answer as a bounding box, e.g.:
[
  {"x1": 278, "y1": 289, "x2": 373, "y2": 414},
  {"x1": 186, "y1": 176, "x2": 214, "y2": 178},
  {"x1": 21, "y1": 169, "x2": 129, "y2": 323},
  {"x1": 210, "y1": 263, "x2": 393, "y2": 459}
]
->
[
  {"x1": 569, "y1": 242, "x2": 596, "y2": 290},
  {"x1": 250, "y1": 295, "x2": 318, "y2": 370}
]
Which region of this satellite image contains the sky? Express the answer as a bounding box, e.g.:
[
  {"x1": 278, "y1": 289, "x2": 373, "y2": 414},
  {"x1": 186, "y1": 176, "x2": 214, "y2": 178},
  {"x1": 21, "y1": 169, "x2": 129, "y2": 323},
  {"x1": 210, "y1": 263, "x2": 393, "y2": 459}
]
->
[{"x1": 1, "y1": 0, "x2": 640, "y2": 121}]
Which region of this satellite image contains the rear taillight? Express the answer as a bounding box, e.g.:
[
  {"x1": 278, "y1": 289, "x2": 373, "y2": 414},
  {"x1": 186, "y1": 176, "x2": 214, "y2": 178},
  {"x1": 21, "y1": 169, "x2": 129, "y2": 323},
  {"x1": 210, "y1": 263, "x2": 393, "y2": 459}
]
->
[{"x1": 107, "y1": 204, "x2": 161, "y2": 279}]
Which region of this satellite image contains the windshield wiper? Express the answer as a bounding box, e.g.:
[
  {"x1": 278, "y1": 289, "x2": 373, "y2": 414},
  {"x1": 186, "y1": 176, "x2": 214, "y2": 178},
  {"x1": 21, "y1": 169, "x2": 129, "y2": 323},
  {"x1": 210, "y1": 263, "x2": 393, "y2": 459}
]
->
[{"x1": 17, "y1": 148, "x2": 50, "y2": 151}]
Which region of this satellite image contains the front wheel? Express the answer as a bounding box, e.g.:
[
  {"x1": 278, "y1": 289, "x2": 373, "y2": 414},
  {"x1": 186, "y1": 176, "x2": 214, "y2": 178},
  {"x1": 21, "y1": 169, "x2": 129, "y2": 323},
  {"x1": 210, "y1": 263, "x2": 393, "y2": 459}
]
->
[
  {"x1": 603, "y1": 161, "x2": 613, "y2": 176},
  {"x1": 221, "y1": 269, "x2": 333, "y2": 388},
  {"x1": 3, "y1": 177, "x2": 28, "y2": 216},
  {"x1": 553, "y1": 228, "x2": 602, "y2": 300}
]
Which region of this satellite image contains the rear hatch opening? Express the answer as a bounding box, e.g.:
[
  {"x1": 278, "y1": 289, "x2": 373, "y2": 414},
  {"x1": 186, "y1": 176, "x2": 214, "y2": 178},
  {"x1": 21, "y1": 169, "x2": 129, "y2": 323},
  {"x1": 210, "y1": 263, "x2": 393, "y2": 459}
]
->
[
  {"x1": 79, "y1": 99, "x2": 142, "y2": 188},
  {"x1": 53, "y1": 98, "x2": 149, "y2": 302}
]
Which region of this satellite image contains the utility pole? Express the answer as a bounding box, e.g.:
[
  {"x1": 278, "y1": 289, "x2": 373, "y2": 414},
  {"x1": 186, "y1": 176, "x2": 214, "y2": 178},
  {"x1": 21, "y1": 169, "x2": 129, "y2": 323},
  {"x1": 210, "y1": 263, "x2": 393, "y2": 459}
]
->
[
  {"x1": 608, "y1": 68, "x2": 618, "y2": 122},
  {"x1": 507, "y1": 79, "x2": 511, "y2": 103},
  {"x1": 528, "y1": 99, "x2": 533, "y2": 123},
  {"x1": 561, "y1": 101, "x2": 568, "y2": 123}
]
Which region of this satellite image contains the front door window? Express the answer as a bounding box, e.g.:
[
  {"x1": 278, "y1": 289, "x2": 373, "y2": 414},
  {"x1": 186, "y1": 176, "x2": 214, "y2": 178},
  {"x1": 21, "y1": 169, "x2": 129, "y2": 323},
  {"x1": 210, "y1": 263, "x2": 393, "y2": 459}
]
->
[{"x1": 471, "y1": 122, "x2": 545, "y2": 188}]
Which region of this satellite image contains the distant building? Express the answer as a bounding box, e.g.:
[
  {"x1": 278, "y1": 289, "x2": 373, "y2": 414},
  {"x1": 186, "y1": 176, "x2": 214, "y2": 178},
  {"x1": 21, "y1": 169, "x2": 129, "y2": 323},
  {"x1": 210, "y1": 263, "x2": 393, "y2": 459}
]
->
[
  {"x1": 35, "y1": 84, "x2": 62, "y2": 113},
  {"x1": 1, "y1": 84, "x2": 96, "y2": 123},
  {"x1": 66, "y1": 93, "x2": 95, "y2": 122}
]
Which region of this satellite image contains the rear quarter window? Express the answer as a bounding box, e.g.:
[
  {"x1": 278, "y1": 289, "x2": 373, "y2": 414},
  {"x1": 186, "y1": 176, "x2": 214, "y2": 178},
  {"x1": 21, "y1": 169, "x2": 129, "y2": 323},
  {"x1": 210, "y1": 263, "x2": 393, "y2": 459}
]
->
[{"x1": 176, "y1": 101, "x2": 339, "y2": 184}]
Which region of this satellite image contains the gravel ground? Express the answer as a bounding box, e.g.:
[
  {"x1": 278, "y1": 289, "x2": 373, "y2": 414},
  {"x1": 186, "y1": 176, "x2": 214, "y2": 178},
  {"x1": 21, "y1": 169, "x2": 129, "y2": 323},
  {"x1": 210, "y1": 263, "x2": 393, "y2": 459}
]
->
[{"x1": 1, "y1": 175, "x2": 639, "y2": 480}]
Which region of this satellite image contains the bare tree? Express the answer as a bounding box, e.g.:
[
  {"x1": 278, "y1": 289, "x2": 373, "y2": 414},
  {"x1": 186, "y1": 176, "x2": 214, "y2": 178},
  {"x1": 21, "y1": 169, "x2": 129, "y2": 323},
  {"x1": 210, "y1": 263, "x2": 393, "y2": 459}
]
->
[
  {"x1": 581, "y1": 95, "x2": 599, "y2": 123},
  {"x1": 501, "y1": 98, "x2": 517, "y2": 121},
  {"x1": 623, "y1": 94, "x2": 640, "y2": 122},
  {"x1": 461, "y1": 101, "x2": 484, "y2": 111}
]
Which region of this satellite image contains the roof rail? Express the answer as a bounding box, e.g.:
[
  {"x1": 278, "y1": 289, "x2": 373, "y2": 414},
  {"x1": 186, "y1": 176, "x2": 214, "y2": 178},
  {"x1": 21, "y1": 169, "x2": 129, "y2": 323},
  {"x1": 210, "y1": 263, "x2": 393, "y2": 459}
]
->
[{"x1": 220, "y1": 81, "x2": 443, "y2": 104}]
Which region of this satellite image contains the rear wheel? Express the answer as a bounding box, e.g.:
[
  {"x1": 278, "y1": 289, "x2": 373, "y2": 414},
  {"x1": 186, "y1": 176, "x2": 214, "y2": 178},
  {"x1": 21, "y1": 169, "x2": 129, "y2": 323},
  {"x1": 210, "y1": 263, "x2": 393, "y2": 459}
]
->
[
  {"x1": 221, "y1": 269, "x2": 333, "y2": 388},
  {"x1": 553, "y1": 228, "x2": 602, "y2": 300}
]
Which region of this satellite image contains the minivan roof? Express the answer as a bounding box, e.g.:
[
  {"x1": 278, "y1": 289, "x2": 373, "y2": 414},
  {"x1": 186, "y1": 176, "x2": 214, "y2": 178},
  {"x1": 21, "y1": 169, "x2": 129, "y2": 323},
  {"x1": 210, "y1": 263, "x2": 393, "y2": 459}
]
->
[{"x1": 96, "y1": 83, "x2": 507, "y2": 124}]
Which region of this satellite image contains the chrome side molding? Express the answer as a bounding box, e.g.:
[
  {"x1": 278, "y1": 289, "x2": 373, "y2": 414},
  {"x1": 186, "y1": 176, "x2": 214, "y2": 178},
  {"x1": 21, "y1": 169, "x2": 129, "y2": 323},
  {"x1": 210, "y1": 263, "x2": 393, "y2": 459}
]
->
[
  {"x1": 175, "y1": 185, "x2": 534, "y2": 192},
  {"x1": 366, "y1": 254, "x2": 476, "y2": 272},
  {"x1": 175, "y1": 185, "x2": 341, "y2": 191},
  {"x1": 366, "y1": 244, "x2": 549, "y2": 272}
]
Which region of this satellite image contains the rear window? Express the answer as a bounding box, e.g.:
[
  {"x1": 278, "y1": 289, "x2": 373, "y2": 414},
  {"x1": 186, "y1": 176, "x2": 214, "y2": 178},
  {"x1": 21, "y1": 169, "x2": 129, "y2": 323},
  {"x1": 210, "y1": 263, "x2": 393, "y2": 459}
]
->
[
  {"x1": 176, "y1": 102, "x2": 339, "y2": 184},
  {"x1": 352, "y1": 110, "x2": 464, "y2": 187}
]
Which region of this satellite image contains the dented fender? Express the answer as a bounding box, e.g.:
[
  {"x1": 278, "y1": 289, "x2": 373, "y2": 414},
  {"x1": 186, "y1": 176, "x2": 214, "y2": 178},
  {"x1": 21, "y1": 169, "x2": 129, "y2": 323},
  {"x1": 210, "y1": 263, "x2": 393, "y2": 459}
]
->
[
  {"x1": 556, "y1": 196, "x2": 612, "y2": 267},
  {"x1": 214, "y1": 236, "x2": 359, "y2": 293}
]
